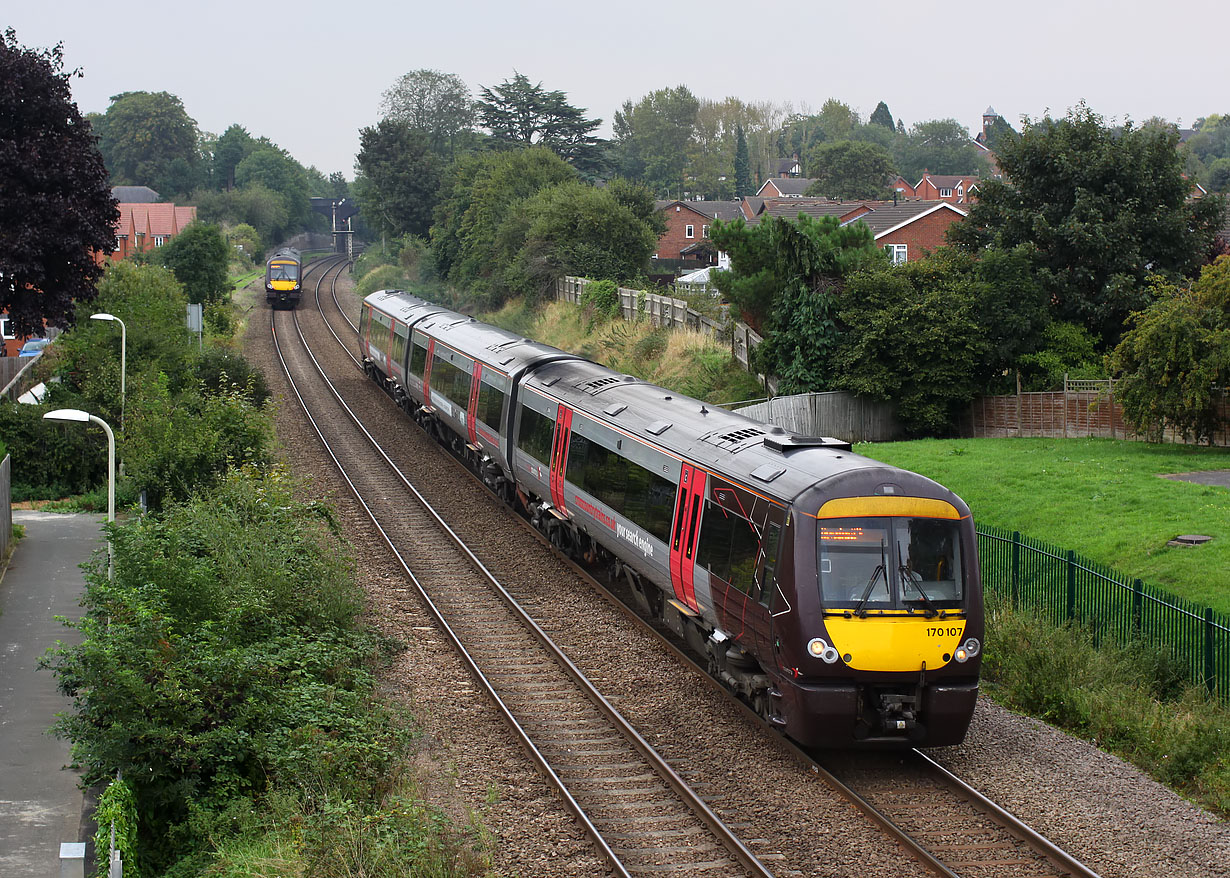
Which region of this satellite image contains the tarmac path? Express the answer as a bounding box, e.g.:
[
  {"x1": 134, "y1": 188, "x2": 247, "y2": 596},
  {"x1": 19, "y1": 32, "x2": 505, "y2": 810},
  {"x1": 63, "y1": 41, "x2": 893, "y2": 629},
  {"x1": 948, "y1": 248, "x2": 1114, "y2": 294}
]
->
[{"x1": 0, "y1": 511, "x2": 102, "y2": 876}]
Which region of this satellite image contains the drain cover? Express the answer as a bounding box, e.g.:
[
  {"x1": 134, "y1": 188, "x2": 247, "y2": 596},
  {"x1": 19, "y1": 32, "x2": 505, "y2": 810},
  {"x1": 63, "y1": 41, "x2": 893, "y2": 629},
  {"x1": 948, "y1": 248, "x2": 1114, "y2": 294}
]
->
[{"x1": 1167, "y1": 534, "x2": 1213, "y2": 547}]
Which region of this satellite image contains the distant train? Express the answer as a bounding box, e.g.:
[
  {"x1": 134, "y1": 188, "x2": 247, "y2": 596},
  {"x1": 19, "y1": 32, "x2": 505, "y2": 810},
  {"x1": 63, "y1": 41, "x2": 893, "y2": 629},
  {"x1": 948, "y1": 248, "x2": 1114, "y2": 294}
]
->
[
  {"x1": 265, "y1": 248, "x2": 302, "y2": 308},
  {"x1": 358, "y1": 289, "x2": 984, "y2": 748}
]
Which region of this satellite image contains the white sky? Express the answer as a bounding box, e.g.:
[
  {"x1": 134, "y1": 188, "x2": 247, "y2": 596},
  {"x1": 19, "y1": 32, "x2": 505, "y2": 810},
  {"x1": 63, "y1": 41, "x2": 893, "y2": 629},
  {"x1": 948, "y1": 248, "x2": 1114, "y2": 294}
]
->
[{"x1": 8, "y1": 0, "x2": 1227, "y2": 178}]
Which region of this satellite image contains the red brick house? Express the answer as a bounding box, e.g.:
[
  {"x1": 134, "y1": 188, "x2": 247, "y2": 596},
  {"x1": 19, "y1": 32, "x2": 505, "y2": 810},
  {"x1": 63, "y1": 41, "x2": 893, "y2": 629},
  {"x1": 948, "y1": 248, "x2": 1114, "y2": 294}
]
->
[
  {"x1": 914, "y1": 171, "x2": 980, "y2": 205},
  {"x1": 890, "y1": 175, "x2": 917, "y2": 197},
  {"x1": 851, "y1": 201, "x2": 968, "y2": 263},
  {"x1": 653, "y1": 200, "x2": 742, "y2": 264},
  {"x1": 745, "y1": 199, "x2": 875, "y2": 226},
  {"x1": 109, "y1": 202, "x2": 197, "y2": 261}
]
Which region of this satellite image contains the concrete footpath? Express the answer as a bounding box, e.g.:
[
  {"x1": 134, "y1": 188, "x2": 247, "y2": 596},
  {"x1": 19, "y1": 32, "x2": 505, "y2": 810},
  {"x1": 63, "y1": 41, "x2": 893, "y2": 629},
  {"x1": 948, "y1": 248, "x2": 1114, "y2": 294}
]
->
[{"x1": 0, "y1": 511, "x2": 103, "y2": 877}]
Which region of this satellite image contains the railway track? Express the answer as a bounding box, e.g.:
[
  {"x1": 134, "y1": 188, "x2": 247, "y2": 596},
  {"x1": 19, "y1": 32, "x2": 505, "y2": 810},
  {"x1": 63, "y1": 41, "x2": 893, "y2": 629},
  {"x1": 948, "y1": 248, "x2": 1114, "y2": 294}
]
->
[
  {"x1": 285, "y1": 267, "x2": 1106, "y2": 878},
  {"x1": 271, "y1": 261, "x2": 777, "y2": 878}
]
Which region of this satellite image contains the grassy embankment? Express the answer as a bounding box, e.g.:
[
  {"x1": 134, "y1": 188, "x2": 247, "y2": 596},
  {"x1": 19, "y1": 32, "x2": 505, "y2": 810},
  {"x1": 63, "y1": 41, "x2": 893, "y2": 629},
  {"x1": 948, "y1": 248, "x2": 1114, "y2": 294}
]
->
[
  {"x1": 484, "y1": 299, "x2": 764, "y2": 405},
  {"x1": 859, "y1": 437, "x2": 1230, "y2": 815}
]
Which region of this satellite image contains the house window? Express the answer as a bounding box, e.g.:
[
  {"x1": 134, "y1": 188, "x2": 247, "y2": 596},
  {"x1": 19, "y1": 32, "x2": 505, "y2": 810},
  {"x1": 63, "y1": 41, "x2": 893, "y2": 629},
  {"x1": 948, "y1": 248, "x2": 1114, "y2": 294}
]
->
[
  {"x1": 685, "y1": 224, "x2": 695, "y2": 239},
  {"x1": 154, "y1": 235, "x2": 167, "y2": 247},
  {"x1": 115, "y1": 235, "x2": 126, "y2": 252},
  {"x1": 885, "y1": 244, "x2": 908, "y2": 264},
  {"x1": 0, "y1": 317, "x2": 13, "y2": 340},
  {"x1": 702, "y1": 224, "x2": 709, "y2": 238},
  {"x1": 939, "y1": 188, "x2": 953, "y2": 198}
]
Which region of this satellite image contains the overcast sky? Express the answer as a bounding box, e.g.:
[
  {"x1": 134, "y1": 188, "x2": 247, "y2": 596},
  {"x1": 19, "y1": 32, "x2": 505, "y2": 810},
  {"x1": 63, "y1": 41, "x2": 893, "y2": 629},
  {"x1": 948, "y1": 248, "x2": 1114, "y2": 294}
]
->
[{"x1": 9, "y1": 0, "x2": 1226, "y2": 178}]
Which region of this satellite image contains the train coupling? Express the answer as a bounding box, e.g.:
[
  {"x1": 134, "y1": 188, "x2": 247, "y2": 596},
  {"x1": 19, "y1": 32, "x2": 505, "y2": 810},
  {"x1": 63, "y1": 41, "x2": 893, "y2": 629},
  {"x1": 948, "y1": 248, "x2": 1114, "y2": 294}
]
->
[{"x1": 855, "y1": 690, "x2": 925, "y2": 742}]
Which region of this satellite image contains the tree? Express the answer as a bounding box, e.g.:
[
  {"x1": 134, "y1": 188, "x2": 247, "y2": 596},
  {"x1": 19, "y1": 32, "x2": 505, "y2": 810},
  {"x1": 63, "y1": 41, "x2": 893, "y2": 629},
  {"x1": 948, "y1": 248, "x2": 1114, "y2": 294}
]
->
[
  {"x1": 894, "y1": 118, "x2": 984, "y2": 181},
  {"x1": 96, "y1": 91, "x2": 201, "y2": 193},
  {"x1": 612, "y1": 85, "x2": 699, "y2": 196},
  {"x1": 834, "y1": 247, "x2": 1048, "y2": 435},
  {"x1": 734, "y1": 124, "x2": 752, "y2": 197},
  {"x1": 869, "y1": 101, "x2": 895, "y2": 131},
  {"x1": 505, "y1": 180, "x2": 661, "y2": 299},
  {"x1": 804, "y1": 141, "x2": 896, "y2": 200},
  {"x1": 430, "y1": 148, "x2": 576, "y2": 304},
  {"x1": 1208, "y1": 157, "x2": 1230, "y2": 193},
  {"x1": 213, "y1": 124, "x2": 255, "y2": 191},
  {"x1": 0, "y1": 29, "x2": 117, "y2": 336},
  {"x1": 156, "y1": 222, "x2": 230, "y2": 304},
  {"x1": 709, "y1": 214, "x2": 882, "y2": 389},
  {"x1": 1109, "y1": 260, "x2": 1230, "y2": 443},
  {"x1": 354, "y1": 120, "x2": 442, "y2": 238},
  {"x1": 949, "y1": 103, "x2": 1228, "y2": 346},
  {"x1": 379, "y1": 69, "x2": 476, "y2": 156},
  {"x1": 477, "y1": 73, "x2": 603, "y2": 175},
  {"x1": 234, "y1": 144, "x2": 311, "y2": 228}
]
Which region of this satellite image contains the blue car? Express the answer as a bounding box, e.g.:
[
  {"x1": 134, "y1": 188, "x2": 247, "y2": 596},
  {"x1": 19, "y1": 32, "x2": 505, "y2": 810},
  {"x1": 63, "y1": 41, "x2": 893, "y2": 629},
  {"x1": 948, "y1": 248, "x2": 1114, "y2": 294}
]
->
[{"x1": 18, "y1": 338, "x2": 49, "y2": 357}]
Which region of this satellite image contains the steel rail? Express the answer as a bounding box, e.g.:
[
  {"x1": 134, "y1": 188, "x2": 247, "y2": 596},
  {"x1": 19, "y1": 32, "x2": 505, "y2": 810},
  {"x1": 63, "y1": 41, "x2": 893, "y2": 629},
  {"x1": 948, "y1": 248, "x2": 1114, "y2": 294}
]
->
[
  {"x1": 911, "y1": 749, "x2": 1103, "y2": 878},
  {"x1": 273, "y1": 276, "x2": 775, "y2": 878}
]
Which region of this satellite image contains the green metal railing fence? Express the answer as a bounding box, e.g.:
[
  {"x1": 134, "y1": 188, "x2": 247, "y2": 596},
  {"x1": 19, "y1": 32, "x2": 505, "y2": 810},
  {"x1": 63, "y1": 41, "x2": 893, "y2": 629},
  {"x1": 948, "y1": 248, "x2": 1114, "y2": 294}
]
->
[{"x1": 978, "y1": 525, "x2": 1230, "y2": 699}]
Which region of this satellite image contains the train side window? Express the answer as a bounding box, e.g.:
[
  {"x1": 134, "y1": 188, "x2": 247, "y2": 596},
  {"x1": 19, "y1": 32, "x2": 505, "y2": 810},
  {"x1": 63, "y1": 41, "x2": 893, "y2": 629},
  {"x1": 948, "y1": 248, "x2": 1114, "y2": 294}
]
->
[
  {"x1": 477, "y1": 380, "x2": 506, "y2": 429},
  {"x1": 359, "y1": 307, "x2": 370, "y2": 341},
  {"x1": 391, "y1": 325, "x2": 408, "y2": 367},
  {"x1": 569, "y1": 431, "x2": 629, "y2": 514},
  {"x1": 759, "y1": 521, "x2": 782, "y2": 608},
  {"x1": 430, "y1": 354, "x2": 470, "y2": 408},
  {"x1": 517, "y1": 405, "x2": 556, "y2": 465},
  {"x1": 622, "y1": 460, "x2": 675, "y2": 544},
  {"x1": 697, "y1": 500, "x2": 734, "y2": 580},
  {"x1": 726, "y1": 516, "x2": 761, "y2": 595},
  {"x1": 409, "y1": 339, "x2": 428, "y2": 377}
]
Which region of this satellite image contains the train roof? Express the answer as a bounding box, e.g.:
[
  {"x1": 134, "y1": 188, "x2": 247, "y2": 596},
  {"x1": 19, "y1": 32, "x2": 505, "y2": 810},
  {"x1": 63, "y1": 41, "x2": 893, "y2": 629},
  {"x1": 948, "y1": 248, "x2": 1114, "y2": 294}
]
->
[
  {"x1": 364, "y1": 289, "x2": 451, "y2": 325},
  {"x1": 270, "y1": 247, "x2": 300, "y2": 260},
  {"x1": 524, "y1": 358, "x2": 896, "y2": 504},
  {"x1": 417, "y1": 308, "x2": 583, "y2": 377}
]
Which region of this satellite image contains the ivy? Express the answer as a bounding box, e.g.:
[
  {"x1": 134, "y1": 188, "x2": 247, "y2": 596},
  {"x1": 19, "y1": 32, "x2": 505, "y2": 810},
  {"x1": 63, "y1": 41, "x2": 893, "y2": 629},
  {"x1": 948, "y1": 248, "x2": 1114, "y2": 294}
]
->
[{"x1": 93, "y1": 776, "x2": 139, "y2": 878}]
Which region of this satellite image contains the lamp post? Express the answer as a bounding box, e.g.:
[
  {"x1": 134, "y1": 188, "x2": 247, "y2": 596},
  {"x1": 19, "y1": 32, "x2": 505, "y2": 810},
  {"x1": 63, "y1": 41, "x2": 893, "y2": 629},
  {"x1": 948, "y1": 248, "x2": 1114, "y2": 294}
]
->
[
  {"x1": 43, "y1": 409, "x2": 115, "y2": 580},
  {"x1": 89, "y1": 313, "x2": 126, "y2": 431}
]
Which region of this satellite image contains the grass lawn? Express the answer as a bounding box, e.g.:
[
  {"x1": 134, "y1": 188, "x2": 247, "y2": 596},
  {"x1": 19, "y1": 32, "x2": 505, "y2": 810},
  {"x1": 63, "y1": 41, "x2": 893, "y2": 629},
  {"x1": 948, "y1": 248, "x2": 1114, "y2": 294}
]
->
[{"x1": 855, "y1": 437, "x2": 1230, "y2": 614}]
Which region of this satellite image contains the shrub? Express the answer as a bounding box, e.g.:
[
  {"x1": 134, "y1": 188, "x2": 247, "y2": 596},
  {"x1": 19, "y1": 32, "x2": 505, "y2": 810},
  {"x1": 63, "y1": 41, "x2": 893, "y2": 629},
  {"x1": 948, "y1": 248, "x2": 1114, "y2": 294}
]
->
[
  {"x1": 356, "y1": 264, "x2": 409, "y2": 297},
  {"x1": 580, "y1": 279, "x2": 621, "y2": 320}
]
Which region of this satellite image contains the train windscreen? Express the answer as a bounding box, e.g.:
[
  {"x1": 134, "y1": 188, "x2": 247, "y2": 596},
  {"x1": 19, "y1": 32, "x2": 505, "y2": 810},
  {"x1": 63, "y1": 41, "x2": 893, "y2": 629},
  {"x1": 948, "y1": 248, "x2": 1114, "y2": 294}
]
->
[
  {"x1": 270, "y1": 261, "x2": 299, "y2": 281},
  {"x1": 818, "y1": 517, "x2": 963, "y2": 611}
]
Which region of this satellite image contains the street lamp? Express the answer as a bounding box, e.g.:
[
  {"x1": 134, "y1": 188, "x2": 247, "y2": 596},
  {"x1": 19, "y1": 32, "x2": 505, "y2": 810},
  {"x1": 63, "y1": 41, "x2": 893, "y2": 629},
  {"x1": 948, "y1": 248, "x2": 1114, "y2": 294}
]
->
[
  {"x1": 89, "y1": 313, "x2": 126, "y2": 431},
  {"x1": 43, "y1": 409, "x2": 115, "y2": 580}
]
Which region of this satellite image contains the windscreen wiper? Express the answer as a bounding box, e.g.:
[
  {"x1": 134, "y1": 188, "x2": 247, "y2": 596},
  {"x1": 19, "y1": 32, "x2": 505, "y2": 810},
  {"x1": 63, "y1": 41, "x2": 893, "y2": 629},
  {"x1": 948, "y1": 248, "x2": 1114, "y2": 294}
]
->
[
  {"x1": 853, "y1": 540, "x2": 888, "y2": 618},
  {"x1": 898, "y1": 542, "x2": 941, "y2": 618}
]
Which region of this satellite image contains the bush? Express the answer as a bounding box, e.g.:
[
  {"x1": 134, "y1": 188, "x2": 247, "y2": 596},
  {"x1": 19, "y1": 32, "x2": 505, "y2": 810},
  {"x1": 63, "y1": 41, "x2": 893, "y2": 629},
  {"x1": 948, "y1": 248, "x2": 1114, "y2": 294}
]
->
[
  {"x1": 983, "y1": 597, "x2": 1230, "y2": 813},
  {"x1": 44, "y1": 467, "x2": 409, "y2": 874},
  {"x1": 356, "y1": 264, "x2": 410, "y2": 297},
  {"x1": 580, "y1": 278, "x2": 621, "y2": 320},
  {"x1": 194, "y1": 347, "x2": 270, "y2": 406}
]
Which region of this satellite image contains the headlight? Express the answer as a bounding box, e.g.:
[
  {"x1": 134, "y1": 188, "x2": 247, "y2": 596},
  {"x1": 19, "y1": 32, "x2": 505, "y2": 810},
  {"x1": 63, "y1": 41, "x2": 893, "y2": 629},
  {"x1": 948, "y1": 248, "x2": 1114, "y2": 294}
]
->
[
  {"x1": 954, "y1": 637, "x2": 981, "y2": 663},
  {"x1": 807, "y1": 638, "x2": 841, "y2": 664}
]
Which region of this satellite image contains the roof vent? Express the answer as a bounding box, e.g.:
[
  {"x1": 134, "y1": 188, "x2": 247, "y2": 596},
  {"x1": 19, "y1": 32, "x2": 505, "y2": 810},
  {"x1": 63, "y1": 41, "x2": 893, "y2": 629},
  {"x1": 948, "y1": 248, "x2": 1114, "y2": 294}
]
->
[
  {"x1": 603, "y1": 403, "x2": 627, "y2": 417},
  {"x1": 646, "y1": 420, "x2": 672, "y2": 436},
  {"x1": 764, "y1": 435, "x2": 853, "y2": 453},
  {"x1": 582, "y1": 376, "x2": 622, "y2": 393},
  {"x1": 751, "y1": 464, "x2": 787, "y2": 483}
]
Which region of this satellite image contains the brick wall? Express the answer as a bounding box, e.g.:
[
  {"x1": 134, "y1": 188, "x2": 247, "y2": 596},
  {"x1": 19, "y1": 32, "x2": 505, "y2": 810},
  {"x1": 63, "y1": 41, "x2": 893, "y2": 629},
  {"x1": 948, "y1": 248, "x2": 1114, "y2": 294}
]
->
[
  {"x1": 877, "y1": 209, "x2": 964, "y2": 261},
  {"x1": 656, "y1": 205, "x2": 714, "y2": 260}
]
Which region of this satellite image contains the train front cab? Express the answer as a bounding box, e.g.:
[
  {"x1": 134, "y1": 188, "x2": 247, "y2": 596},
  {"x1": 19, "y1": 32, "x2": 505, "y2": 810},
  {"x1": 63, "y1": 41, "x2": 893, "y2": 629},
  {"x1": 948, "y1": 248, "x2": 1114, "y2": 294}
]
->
[
  {"x1": 775, "y1": 487, "x2": 983, "y2": 748},
  {"x1": 266, "y1": 254, "x2": 302, "y2": 307}
]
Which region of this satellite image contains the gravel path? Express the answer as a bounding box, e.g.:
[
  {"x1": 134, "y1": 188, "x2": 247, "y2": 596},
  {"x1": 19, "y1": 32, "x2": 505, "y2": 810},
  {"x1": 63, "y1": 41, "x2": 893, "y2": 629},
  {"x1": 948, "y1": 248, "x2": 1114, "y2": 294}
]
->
[{"x1": 242, "y1": 271, "x2": 1229, "y2": 878}]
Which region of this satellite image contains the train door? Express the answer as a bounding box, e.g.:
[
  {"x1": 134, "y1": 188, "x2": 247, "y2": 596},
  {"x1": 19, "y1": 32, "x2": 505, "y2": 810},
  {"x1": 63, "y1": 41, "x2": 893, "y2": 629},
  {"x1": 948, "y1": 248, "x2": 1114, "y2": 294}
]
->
[
  {"x1": 466, "y1": 363, "x2": 483, "y2": 445},
  {"x1": 668, "y1": 464, "x2": 706, "y2": 611},
  {"x1": 753, "y1": 508, "x2": 788, "y2": 666},
  {"x1": 548, "y1": 405, "x2": 572, "y2": 513},
  {"x1": 421, "y1": 339, "x2": 436, "y2": 408}
]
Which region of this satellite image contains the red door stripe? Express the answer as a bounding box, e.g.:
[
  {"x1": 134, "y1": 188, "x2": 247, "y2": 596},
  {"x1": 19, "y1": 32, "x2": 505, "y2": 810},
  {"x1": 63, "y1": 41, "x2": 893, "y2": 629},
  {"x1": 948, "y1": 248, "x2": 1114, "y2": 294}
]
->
[
  {"x1": 467, "y1": 363, "x2": 482, "y2": 444},
  {"x1": 422, "y1": 339, "x2": 435, "y2": 403}
]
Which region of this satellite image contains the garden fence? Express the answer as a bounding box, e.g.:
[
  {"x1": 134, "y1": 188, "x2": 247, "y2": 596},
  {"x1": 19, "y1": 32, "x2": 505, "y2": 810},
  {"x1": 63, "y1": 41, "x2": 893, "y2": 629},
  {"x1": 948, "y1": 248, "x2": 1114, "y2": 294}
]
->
[
  {"x1": 0, "y1": 455, "x2": 9, "y2": 562},
  {"x1": 978, "y1": 524, "x2": 1230, "y2": 700}
]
